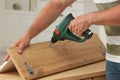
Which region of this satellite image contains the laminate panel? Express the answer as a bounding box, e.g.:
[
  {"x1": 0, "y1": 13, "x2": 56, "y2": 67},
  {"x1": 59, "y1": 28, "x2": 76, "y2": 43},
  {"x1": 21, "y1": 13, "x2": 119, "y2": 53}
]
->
[
  {"x1": 0, "y1": 61, "x2": 105, "y2": 80},
  {"x1": 8, "y1": 34, "x2": 105, "y2": 80}
]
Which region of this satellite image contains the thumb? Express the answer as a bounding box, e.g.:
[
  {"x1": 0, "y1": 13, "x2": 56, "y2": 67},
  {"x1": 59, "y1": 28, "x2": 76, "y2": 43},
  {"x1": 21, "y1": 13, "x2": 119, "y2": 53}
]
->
[
  {"x1": 18, "y1": 43, "x2": 25, "y2": 54},
  {"x1": 3, "y1": 54, "x2": 10, "y2": 61}
]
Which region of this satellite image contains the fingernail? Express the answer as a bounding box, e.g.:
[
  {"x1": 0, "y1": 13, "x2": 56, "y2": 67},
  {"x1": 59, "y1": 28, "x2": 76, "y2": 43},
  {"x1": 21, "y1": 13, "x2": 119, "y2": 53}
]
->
[{"x1": 18, "y1": 50, "x2": 22, "y2": 54}]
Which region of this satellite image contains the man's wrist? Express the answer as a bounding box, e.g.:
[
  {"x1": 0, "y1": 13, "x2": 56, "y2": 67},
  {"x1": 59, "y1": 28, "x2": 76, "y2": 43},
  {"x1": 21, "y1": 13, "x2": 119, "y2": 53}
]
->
[
  {"x1": 87, "y1": 12, "x2": 97, "y2": 25},
  {"x1": 24, "y1": 32, "x2": 32, "y2": 40}
]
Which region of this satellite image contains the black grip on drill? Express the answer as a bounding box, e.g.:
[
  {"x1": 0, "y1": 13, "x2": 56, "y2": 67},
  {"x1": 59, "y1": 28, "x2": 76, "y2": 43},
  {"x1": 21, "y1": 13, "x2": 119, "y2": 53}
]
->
[{"x1": 82, "y1": 29, "x2": 93, "y2": 39}]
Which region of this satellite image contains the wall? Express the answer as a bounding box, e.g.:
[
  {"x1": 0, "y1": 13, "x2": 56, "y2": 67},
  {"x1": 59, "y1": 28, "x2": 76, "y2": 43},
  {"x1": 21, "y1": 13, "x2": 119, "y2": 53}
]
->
[
  {"x1": 5, "y1": 0, "x2": 30, "y2": 11},
  {"x1": 0, "y1": 0, "x2": 39, "y2": 51},
  {"x1": 0, "y1": 0, "x2": 84, "y2": 52}
]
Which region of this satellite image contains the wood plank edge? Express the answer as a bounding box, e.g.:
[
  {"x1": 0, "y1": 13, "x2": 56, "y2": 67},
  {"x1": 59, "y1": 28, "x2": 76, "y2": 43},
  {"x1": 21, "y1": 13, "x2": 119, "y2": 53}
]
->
[
  {"x1": 7, "y1": 48, "x2": 26, "y2": 80},
  {"x1": 54, "y1": 71, "x2": 106, "y2": 80},
  {"x1": 0, "y1": 59, "x2": 15, "y2": 73}
]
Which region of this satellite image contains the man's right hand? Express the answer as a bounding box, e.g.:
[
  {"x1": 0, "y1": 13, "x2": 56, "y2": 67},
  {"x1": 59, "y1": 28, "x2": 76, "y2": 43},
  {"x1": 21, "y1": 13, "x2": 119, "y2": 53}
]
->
[{"x1": 3, "y1": 34, "x2": 31, "y2": 61}]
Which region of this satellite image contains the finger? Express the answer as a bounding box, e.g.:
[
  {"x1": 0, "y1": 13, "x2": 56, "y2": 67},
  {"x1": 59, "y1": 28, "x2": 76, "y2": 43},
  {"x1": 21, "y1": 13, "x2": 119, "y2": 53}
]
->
[
  {"x1": 71, "y1": 24, "x2": 76, "y2": 34},
  {"x1": 68, "y1": 22, "x2": 72, "y2": 30},
  {"x1": 78, "y1": 27, "x2": 81, "y2": 36},
  {"x1": 82, "y1": 24, "x2": 89, "y2": 33},
  {"x1": 18, "y1": 43, "x2": 25, "y2": 54},
  {"x1": 12, "y1": 41, "x2": 20, "y2": 47},
  {"x1": 78, "y1": 28, "x2": 83, "y2": 36},
  {"x1": 78, "y1": 23, "x2": 87, "y2": 36},
  {"x1": 68, "y1": 21, "x2": 75, "y2": 32},
  {"x1": 74, "y1": 27, "x2": 78, "y2": 36},
  {"x1": 68, "y1": 25, "x2": 71, "y2": 31},
  {"x1": 3, "y1": 54, "x2": 10, "y2": 61}
]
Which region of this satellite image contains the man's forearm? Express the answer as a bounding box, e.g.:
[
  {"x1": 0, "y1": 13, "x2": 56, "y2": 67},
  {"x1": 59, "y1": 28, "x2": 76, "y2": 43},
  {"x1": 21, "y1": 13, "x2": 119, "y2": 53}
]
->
[
  {"x1": 92, "y1": 4, "x2": 120, "y2": 26},
  {"x1": 25, "y1": 0, "x2": 75, "y2": 40}
]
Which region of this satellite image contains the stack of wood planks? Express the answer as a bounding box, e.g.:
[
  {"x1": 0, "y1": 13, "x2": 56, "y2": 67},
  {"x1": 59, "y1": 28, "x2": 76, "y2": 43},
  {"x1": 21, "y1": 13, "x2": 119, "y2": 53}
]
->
[{"x1": 0, "y1": 34, "x2": 106, "y2": 80}]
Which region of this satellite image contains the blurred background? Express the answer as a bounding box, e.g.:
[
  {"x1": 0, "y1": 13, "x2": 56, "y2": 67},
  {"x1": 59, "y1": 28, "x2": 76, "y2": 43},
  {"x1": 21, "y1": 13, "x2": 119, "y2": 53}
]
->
[{"x1": 0, "y1": 0, "x2": 106, "y2": 64}]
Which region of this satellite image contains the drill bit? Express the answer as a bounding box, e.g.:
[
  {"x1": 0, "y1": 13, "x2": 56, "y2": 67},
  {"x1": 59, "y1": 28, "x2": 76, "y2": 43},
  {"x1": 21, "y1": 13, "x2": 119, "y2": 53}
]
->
[{"x1": 49, "y1": 42, "x2": 52, "y2": 47}]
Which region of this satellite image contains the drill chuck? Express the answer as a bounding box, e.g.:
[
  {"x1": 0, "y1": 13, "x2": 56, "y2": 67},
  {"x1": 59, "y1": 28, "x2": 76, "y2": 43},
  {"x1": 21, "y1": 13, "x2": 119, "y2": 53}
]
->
[{"x1": 51, "y1": 37, "x2": 57, "y2": 43}]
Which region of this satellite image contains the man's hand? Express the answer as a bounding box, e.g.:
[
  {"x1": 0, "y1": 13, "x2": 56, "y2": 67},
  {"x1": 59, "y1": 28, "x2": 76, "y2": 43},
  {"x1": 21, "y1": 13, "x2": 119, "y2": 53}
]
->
[
  {"x1": 3, "y1": 54, "x2": 10, "y2": 61},
  {"x1": 14, "y1": 35, "x2": 31, "y2": 54},
  {"x1": 68, "y1": 13, "x2": 94, "y2": 36},
  {"x1": 3, "y1": 34, "x2": 31, "y2": 61}
]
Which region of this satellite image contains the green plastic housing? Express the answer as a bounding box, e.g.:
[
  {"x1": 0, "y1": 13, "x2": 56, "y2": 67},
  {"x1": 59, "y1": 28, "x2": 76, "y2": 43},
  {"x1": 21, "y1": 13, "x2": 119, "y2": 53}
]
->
[{"x1": 51, "y1": 13, "x2": 93, "y2": 43}]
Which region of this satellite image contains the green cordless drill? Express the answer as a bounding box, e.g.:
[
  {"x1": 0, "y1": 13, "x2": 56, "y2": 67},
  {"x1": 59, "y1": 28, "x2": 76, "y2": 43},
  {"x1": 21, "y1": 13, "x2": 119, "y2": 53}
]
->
[{"x1": 49, "y1": 13, "x2": 93, "y2": 46}]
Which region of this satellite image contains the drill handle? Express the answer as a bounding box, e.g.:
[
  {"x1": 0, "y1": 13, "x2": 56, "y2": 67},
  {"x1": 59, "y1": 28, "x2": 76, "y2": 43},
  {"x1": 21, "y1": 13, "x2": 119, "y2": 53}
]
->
[{"x1": 66, "y1": 28, "x2": 93, "y2": 42}]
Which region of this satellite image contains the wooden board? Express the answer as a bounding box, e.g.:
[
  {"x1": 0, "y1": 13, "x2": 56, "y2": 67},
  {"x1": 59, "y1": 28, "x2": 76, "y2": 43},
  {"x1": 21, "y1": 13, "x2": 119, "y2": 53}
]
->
[
  {"x1": 54, "y1": 61, "x2": 106, "y2": 80},
  {"x1": 0, "y1": 59, "x2": 15, "y2": 73},
  {"x1": 8, "y1": 34, "x2": 105, "y2": 80},
  {"x1": 0, "y1": 69, "x2": 21, "y2": 80},
  {"x1": 0, "y1": 61, "x2": 106, "y2": 80}
]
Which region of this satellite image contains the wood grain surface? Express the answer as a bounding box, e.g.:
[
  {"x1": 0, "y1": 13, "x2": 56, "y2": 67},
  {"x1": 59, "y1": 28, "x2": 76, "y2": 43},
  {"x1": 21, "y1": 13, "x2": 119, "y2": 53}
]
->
[
  {"x1": 0, "y1": 59, "x2": 15, "y2": 73},
  {"x1": 8, "y1": 34, "x2": 105, "y2": 80},
  {"x1": 0, "y1": 69, "x2": 21, "y2": 80},
  {"x1": 0, "y1": 61, "x2": 105, "y2": 80}
]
